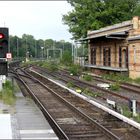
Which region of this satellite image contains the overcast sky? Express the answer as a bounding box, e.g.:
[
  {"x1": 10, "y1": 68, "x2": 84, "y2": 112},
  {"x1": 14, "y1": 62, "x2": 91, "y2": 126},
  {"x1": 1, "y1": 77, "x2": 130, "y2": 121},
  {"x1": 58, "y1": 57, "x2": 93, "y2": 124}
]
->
[{"x1": 0, "y1": 1, "x2": 73, "y2": 42}]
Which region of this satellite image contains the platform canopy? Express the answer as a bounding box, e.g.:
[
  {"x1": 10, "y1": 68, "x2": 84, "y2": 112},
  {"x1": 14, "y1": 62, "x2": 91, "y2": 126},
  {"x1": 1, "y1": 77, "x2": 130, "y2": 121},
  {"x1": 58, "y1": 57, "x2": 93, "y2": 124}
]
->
[
  {"x1": 127, "y1": 35, "x2": 140, "y2": 41},
  {"x1": 78, "y1": 20, "x2": 132, "y2": 41}
]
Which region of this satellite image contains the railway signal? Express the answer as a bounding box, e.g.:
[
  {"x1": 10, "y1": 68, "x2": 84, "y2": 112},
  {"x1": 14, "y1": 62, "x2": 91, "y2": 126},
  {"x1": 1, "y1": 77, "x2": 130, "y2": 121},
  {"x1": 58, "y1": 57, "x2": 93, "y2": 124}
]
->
[
  {"x1": 0, "y1": 27, "x2": 9, "y2": 76},
  {"x1": 0, "y1": 28, "x2": 9, "y2": 58}
]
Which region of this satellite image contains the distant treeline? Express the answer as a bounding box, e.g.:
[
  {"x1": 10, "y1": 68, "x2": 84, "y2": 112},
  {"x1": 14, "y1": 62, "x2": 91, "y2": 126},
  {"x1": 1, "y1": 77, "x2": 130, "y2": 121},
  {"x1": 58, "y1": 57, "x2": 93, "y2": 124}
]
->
[{"x1": 10, "y1": 34, "x2": 72, "y2": 58}]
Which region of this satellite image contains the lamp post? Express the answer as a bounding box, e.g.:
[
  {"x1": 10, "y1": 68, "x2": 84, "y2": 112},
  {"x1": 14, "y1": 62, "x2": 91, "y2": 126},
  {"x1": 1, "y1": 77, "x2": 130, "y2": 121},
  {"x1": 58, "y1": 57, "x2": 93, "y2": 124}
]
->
[
  {"x1": 35, "y1": 40, "x2": 37, "y2": 58},
  {"x1": 25, "y1": 37, "x2": 27, "y2": 57},
  {"x1": 44, "y1": 41, "x2": 46, "y2": 58},
  {"x1": 41, "y1": 46, "x2": 44, "y2": 59},
  {"x1": 17, "y1": 38, "x2": 19, "y2": 58}
]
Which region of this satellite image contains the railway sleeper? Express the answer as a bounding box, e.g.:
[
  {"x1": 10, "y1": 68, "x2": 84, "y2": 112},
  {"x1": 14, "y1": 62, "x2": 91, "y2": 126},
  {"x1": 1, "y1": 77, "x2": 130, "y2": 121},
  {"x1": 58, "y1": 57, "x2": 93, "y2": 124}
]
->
[{"x1": 68, "y1": 133, "x2": 104, "y2": 138}]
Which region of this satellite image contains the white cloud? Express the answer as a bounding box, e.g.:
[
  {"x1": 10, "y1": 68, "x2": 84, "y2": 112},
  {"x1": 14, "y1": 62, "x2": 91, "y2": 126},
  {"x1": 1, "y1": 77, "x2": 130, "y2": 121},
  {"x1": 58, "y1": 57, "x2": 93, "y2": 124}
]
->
[{"x1": 0, "y1": 1, "x2": 73, "y2": 41}]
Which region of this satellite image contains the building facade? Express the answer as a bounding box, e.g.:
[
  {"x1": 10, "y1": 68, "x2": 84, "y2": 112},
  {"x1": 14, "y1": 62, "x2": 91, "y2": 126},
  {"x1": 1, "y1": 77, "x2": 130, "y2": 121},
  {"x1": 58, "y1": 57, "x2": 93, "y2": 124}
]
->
[{"x1": 83, "y1": 16, "x2": 140, "y2": 79}]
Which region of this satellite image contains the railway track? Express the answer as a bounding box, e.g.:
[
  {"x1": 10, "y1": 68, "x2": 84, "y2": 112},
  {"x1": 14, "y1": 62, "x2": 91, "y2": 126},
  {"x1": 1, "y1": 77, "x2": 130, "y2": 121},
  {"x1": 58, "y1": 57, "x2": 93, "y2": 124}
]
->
[
  {"x1": 60, "y1": 68, "x2": 140, "y2": 95},
  {"x1": 84, "y1": 74, "x2": 140, "y2": 95},
  {"x1": 9, "y1": 67, "x2": 140, "y2": 140},
  {"x1": 31, "y1": 66, "x2": 140, "y2": 110},
  {"x1": 12, "y1": 68, "x2": 118, "y2": 140}
]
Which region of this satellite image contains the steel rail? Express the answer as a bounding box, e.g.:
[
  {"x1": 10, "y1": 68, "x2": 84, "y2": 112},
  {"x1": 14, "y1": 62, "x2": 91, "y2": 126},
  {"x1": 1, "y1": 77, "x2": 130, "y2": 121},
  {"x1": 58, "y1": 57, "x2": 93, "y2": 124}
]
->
[
  {"x1": 87, "y1": 74, "x2": 140, "y2": 95},
  {"x1": 9, "y1": 70, "x2": 69, "y2": 140},
  {"x1": 19, "y1": 68, "x2": 121, "y2": 140},
  {"x1": 33, "y1": 66, "x2": 132, "y2": 102}
]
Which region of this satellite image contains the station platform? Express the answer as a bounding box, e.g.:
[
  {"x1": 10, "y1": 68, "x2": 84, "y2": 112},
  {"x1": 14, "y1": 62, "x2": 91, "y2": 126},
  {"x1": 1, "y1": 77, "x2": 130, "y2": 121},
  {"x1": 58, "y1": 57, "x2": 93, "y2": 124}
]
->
[
  {"x1": 0, "y1": 91, "x2": 58, "y2": 139},
  {"x1": 84, "y1": 64, "x2": 128, "y2": 71}
]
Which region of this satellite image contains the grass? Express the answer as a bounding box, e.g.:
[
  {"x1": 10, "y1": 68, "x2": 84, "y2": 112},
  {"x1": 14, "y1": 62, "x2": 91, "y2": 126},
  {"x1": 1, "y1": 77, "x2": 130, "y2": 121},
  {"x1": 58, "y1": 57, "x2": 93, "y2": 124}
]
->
[
  {"x1": 82, "y1": 74, "x2": 92, "y2": 81},
  {"x1": 102, "y1": 73, "x2": 132, "y2": 83},
  {"x1": 121, "y1": 105, "x2": 140, "y2": 123},
  {"x1": 0, "y1": 80, "x2": 16, "y2": 105},
  {"x1": 22, "y1": 60, "x2": 59, "y2": 72},
  {"x1": 67, "y1": 82, "x2": 75, "y2": 88},
  {"x1": 83, "y1": 88, "x2": 102, "y2": 97},
  {"x1": 134, "y1": 77, "x2": 140, "y2": 84},
  {"x1": 102, "y1": 73, "x2": 140, "y2": 85},
  {"x1": 110, "y1": 82, "x2": 120, "y2": 91},
  {"x1": 122, "y1": 106, "x2": 132, "y2": 118},
  {"x1": 68, "y1": 64, "x2": 82, "y2": 76},
  {"x1": 47, "y1": 62, "x2": 58, "y2": 72},
  {"x1": 133, "y1": 114, "x2": 140, "y2": 123}
]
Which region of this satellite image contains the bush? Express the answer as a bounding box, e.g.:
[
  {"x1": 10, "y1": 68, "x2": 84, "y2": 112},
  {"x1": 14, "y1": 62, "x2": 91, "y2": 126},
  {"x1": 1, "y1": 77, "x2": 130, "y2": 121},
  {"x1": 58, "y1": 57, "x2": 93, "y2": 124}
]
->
[
  {"x1": 68, "y1": 64, "x2": 82, "y2": 76},
  {"x1": 103, "y1": 73, "x2": 132, "y2": 83},
  {"x1": 40, "y1": 61, "x2": 58, "y2": 72},
  {"x1": 83, "y1": 88, "x2": 102, "y2": 97},
  {"x1": 110, "y1": 82, "x2": 120, "y2": 91},
  {"x1": 122, "y1": 106, "x2": 132, "y2": 118},
  {"x1": 134, "y1": 77, "x2": 140, "y2": 84},
  {"x1": 67, "y1": 82, "x2": 75, "y2": 88},
  {"x1": 3, "y1": 80, "x2": 13, "y2": 90},
  {"x1": 0, "y1": 80, "x2": 16, "y2": 105},
  {"x1": 134, "y1": 114, "x2": 140, "y2": 123},
  {"x1": 83, "y1": 74, "x2": 92, "y2": 81},
  {"x1": 60, "y1": 51, "x2": 72, "y2": 66},
  {"x1": 48, "y1": 62, "x2": 58, "y2": 72}
]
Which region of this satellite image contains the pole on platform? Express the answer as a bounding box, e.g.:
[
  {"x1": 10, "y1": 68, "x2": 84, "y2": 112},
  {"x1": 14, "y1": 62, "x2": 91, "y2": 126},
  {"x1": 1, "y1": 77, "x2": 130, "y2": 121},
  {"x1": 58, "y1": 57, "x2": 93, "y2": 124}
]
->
[{"x1": 132, "y1": 100, "x2": 137, "y2": 117}]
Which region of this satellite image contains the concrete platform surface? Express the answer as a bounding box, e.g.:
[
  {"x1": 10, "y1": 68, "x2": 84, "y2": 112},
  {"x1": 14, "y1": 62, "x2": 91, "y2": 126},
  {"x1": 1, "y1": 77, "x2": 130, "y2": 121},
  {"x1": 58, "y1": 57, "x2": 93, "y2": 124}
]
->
[
  {"x1": 0, "y1": 114, "x2": 12, "y2": 139},
  {"x1": 13, "y1": 92, "x2": 59, "y2": 140}
]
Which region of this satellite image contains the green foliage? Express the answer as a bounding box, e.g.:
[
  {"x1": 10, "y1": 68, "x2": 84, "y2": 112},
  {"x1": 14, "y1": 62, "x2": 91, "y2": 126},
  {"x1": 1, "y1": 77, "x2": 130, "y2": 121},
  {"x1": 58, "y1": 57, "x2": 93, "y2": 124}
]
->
[
  {"x1": 3, "y1": 80, "x2": 14, "y2": 90},
  {"x1": 0, "y1": 80, "x2": 16, "y2": 105},
  {"x1": 68, "y1": 64, "x2": 82, "y2": 76},
  {"x1": 82, "y1": 74, "x2": 92, "y2": 81},
  {"x1": 10, "y1": 34, "x2": 72, "y2": 59},
  {"x1": 48, "y1": 62, "x2": 58, "y2": 72},
  {"x1": 83, "y1": 88, "x2": 102, "y2": 97},
  {"x1": 122, "y1": 106, "x2": 132, "y2": 118},
  {"x1": 102, "y1": 73, "x2": 132, "y2": 83},
  {"x1": 37, "y1": 61, "x2": 47, "y2": 67},
  {"x1": 60, "y1": 51, "x2": 72, "y2": 66},
  {"x1": 134, "y1": 77, "x2": 140, "y2": 84},
  {"x1": 102, "y1": 74, "x2": 140, "y2": 85},
  {"x1": 21, "y1": 60, "x2": 43, "y2": 67},
  {"x1": 110, "y1": 82, "x2": 120, "y2": 91},
  {"x1": 42, "y1": 61, "x2": 58, "y2": 72},
  {"x1": 122, "y1": 105, "x2": 140, "y2": 122},
  {"x1": 67, "y1": 82, "x2": 75, "y2": 88},
  {"x1": 77, "y1": 45, "x2": 88, "y2": 57},
  {"x1": 133, "y1": 114, "x2": 140, "y2": 123},
  {"x1": 63, "y1": 0, "x2": 140, "y2": 39},
  {"x1": 133, "y1": 4, "x2": 140, "y2": 16}
]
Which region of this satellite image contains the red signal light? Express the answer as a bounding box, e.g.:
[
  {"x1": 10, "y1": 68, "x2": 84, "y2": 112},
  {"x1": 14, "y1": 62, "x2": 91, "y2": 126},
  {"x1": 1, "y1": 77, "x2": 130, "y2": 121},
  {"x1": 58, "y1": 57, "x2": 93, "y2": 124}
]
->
[{"x1": 0, "y1": 33, "x2": 4, "y2": 39}]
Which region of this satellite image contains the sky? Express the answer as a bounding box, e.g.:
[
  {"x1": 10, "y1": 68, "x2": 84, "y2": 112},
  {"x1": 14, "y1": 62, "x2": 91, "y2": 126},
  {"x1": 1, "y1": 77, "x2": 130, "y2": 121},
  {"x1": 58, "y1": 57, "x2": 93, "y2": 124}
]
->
[{"x1": 0, "y1": 1, "x2": 73, "y2": 42}]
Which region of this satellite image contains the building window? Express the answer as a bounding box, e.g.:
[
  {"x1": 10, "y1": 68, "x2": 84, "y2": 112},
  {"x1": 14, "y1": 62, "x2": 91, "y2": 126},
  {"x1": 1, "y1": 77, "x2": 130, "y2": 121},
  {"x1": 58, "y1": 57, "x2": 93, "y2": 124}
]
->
[
  {"x1": 119, "y1": 46, "x2": 128, "y2": 68},
  {"x1": 103, "y1": 47, "x2": 111, "y2": 66},
  {"x1": 119, "y1": 46, "x2": 122, "y2": 67},
  {"x1": 126, "y1": 47, "x2": 128, "y2": 68},
  {"x1": 91, "y1": 47, "x2": 96, "y2": 65}
]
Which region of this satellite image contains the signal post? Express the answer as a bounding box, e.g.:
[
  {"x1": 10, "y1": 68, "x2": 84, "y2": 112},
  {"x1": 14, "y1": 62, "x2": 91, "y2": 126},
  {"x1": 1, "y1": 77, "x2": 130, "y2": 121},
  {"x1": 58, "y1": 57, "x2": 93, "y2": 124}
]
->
[{"x1": 0, "y1": 28, "x2": 9, "y2": 90}]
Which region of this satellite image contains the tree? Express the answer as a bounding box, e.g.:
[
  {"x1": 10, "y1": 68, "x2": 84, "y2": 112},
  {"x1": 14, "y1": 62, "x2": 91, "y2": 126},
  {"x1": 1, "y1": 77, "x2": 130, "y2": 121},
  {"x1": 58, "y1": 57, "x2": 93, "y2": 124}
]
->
[
  {"x1": 63, "y1": 0, "x2": 140, "y2": 40},
  {"x1": 9, "y1": 34, "x2": 73, "y2": 59}
]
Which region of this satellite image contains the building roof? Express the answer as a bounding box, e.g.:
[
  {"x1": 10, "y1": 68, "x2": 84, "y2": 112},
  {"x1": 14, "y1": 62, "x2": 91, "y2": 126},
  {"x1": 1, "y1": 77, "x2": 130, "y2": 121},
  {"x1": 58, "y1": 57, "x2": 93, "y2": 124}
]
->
[
  {"x1": 127, "y1": 35, "x2": 140, "y2": 41},
  {"x1": 78, "y1": 20, "x2": 133, "y2": 41},
  {"x1": 88, "y1": 20, "x2": 132, "y2": 39},
  {"x1": 88, "y1": 20, "x2": 132, "y2": 35},
  {"x1": 78, "y1": 30, "x2": 129, "y2": 41}
]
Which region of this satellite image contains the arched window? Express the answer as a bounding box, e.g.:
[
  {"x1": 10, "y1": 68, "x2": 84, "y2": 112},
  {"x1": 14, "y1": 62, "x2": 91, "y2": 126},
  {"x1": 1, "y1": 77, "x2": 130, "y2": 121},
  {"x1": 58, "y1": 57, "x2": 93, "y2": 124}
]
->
[
  {"x1": 91, "y1": 47, "x2": 96, "y2": 65},
  {"x1": 103, "y1": 47, "x2": 111, "y2": 66}
]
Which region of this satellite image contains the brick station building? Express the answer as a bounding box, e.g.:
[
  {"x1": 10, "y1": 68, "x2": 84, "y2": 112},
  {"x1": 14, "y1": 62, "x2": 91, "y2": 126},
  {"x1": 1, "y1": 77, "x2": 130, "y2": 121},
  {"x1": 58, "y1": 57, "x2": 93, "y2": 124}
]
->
[{"x1": 80, "y1": 16, "x2": 140, "y2": 79}]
